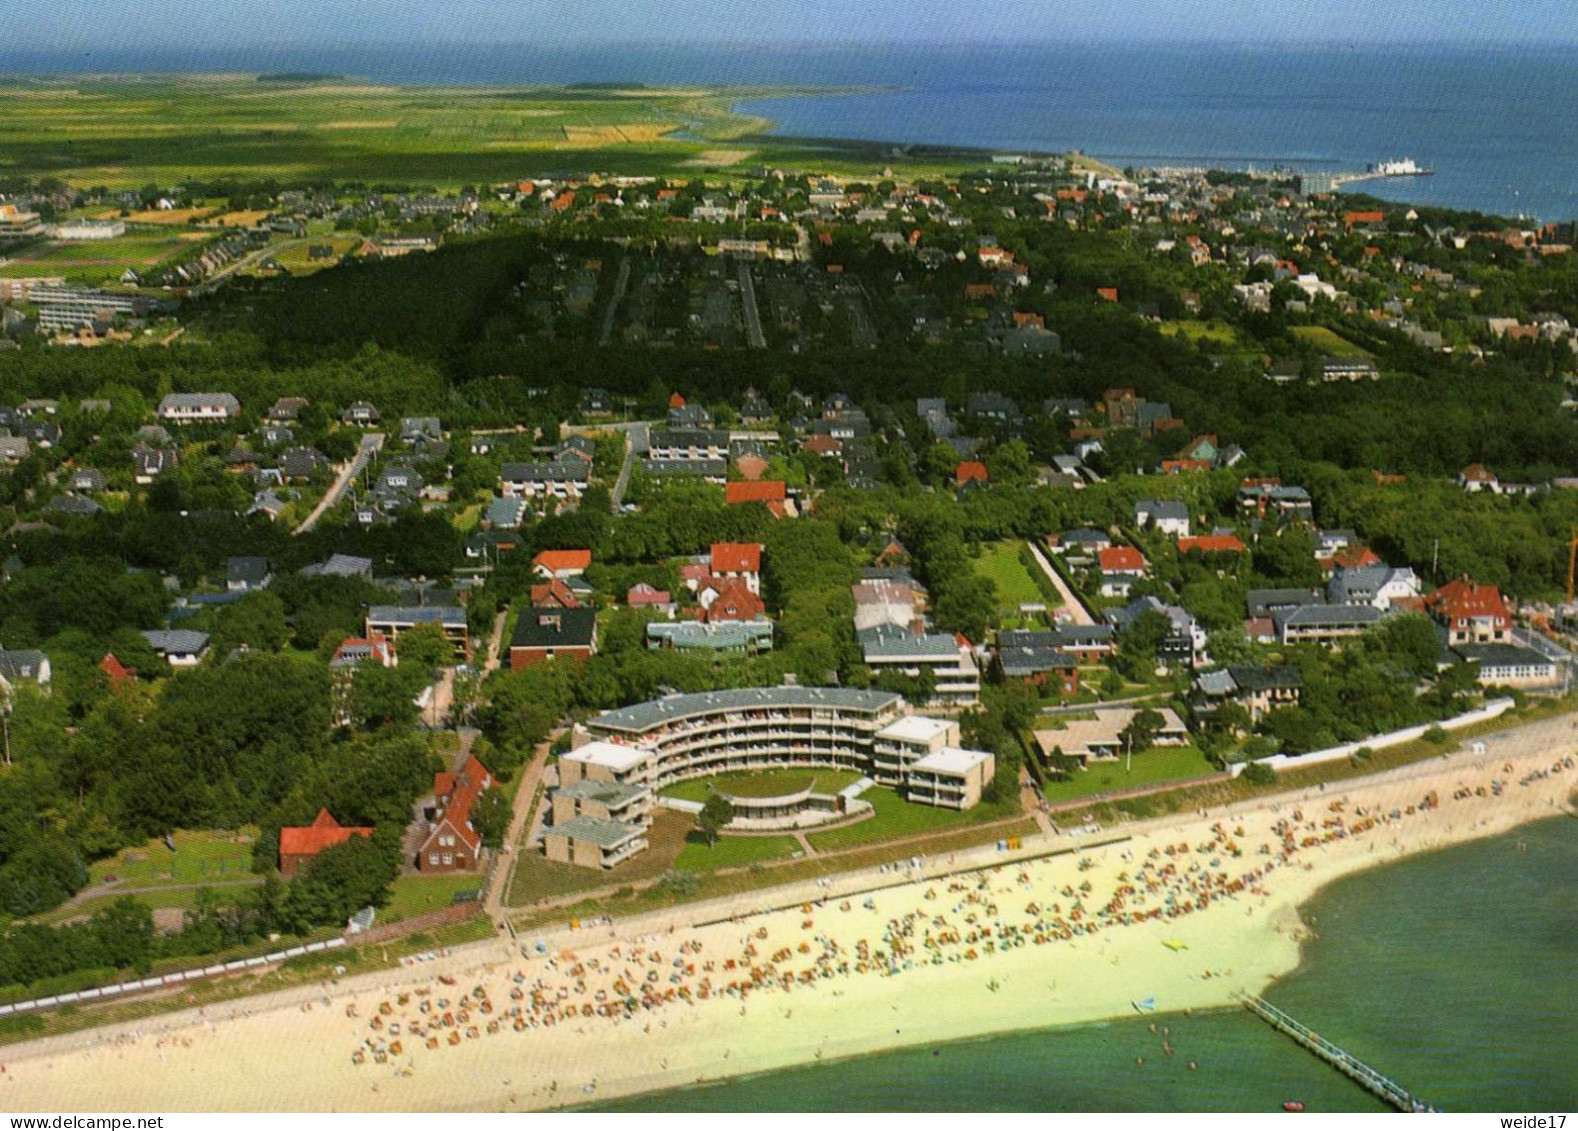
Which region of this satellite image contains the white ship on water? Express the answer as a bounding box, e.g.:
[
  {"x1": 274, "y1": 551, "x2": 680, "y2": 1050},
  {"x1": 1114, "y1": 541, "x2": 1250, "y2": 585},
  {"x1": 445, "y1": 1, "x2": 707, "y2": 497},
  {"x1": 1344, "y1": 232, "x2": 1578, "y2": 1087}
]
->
[{"x1": 1367, "y1": 157, "x2": 1433, "y2": 177}]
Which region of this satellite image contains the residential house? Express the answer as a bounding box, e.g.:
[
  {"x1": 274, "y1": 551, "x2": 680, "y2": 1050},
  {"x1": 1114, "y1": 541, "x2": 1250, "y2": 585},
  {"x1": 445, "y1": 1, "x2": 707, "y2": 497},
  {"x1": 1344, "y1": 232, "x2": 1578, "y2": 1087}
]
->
[
  {"x1": 1098, "y1": 546, "x2": 1148, "y2": 598},
  {"x1": 710, "y1": 543, "x2": 762, "y2": 593},
  {"x1": 1458, "y1": 463, "x2": 1500, "y2": 493},
  {"x1": 499, "y1": 460, "x2": 589, "y2": 503},
  {"x1": 1274, "y1": 602, "x2": 1386, "y2": 645},
  {"x1": 627, "y1": 583, "x2": 674, "y2": 615},
  {"x1": 1425, "y1": 577, "x2": 1511, "y2": 645},
  {"x1": 858, "y1": 625, "x2": 981, "y2": 704},
  {"x1": 279, "y1": 809, "x2": 374, "y2": 877},
  {"x1": 141, "y1": 629, "x2": 211, "y2": 667},
  {"x1": 955, "y1": 461, "x2": 989, "y2": 488},
  {"x1": 532, "y1": 549, "x2": 592, "y2": 580},
  {"x1": 509, "y1": 607, "x2": 598, "y2": 670},
  {"x1": 66, "y1": 468, "x2": 107, "y2": 493},
  {"x1": 364, "y1": 606, "x2": 469, "y2": 656},
  {"x1": 0, "y1": 648, "x2": 50, "y2": 694},
  {"x1": 416, "y1": 755, "x2": 494, "y2": 872},
  {"x1": 1108, "y1": 596, "x2": 1206, "y2": 667},
  {"x1": 698, "y1": 577, "x2": 767, "y2": 623},
  {"x1": 157, "y1": 393, "x2": 240, "y2": 424},
  {"x1": 131, "y1": 442, "x2": 176, "y2": 483},
  {"x1": 1134, "y1": 500, "x2": 1190, "y2": 537},
  {"x1": 1193, "y1": 665, "x2": 1304, "y2": 723},
  {"x1": 225, "y1": 555, "x2": 272, "y2": 592},
  {"x1": 1327, "y1": 564, "x2": 1422, "y2": 609},
  {"x1": 725, "y1": 480, "x2": 791, "y2": 516},
  {"x1": 340, "y1": 401, "x2": 381, "y2": 426},
  {"x1": 1032, "y1": 706, "x2": 1189, "y2": 767}
]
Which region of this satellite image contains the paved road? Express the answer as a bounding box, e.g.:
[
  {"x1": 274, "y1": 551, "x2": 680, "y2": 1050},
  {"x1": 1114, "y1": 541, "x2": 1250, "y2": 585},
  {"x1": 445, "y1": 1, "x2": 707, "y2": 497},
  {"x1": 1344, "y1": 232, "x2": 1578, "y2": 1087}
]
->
[
  {"x1": 736, "y1": 259, "x2": 766, "y2": 348},
  {"x1": 598, "y1": 256, "x2": 631, "y2": 346},
  {"x1": 610, "y1": 421, "x2": 649, "y2": 509},
  {"x1": 192, "y1": 235, "x2": 312, "y2": 296},
  {"x1": 293, "y1": 431, "x2": 383, "y2": 535},
  {"x1": 1026, "y1": 539, "x2": 1097, "y2": 626}
]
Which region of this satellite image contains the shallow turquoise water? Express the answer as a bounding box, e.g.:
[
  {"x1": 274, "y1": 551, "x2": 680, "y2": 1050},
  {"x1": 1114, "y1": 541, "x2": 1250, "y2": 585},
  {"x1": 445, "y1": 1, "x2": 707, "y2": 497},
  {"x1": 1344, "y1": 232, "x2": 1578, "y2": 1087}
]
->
[{"x1": 595, "y1": 817, "x2": 1578, "y2": 1112}]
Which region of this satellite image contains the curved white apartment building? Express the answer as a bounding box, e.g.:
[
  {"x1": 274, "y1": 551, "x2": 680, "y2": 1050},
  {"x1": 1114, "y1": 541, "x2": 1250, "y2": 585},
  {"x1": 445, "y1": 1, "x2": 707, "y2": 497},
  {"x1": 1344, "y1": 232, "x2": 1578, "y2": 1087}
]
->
[{"x1": 552, "y1": 687, "x2": 993, "y2": 867}]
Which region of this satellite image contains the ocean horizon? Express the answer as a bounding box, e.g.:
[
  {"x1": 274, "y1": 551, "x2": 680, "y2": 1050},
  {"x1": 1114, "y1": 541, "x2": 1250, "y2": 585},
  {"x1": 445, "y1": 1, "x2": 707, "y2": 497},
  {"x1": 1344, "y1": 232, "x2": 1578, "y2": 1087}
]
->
[{"x1": 2, "y1": 43, "x2": 1575, "y2": 221}]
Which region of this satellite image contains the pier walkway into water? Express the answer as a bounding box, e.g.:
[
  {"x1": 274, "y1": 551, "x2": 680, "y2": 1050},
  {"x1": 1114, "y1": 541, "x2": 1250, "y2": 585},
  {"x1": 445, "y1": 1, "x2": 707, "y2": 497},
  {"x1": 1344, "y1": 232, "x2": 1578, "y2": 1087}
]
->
[{"x1": 1232, "y1": 992, "x2": 1432, "y2": 1112}]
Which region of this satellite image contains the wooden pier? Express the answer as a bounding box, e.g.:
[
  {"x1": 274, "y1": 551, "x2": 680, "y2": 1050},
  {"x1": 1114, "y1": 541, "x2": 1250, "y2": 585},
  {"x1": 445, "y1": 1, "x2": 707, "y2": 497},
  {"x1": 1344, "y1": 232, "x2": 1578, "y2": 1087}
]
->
[{"x1": 1233, "y1": 992, "x2": 1431, "y2": 1112}]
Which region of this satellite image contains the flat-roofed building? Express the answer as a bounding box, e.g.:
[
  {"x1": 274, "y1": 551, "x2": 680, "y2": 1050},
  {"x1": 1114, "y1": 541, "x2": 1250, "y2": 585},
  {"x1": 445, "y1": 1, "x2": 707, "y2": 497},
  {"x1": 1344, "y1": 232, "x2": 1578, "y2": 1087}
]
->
[
  {"x1": 569, "y1": 687, "x2": 993, "y2": 813},
  {"x1": 858, "y1": 625, "x2": 980, "y2": 704},
  {"x1": 550, "y1": 777, "x2": 653, "y2": 827},
  {"x1": 364, "y1": 605, "x2": 469, "y2": 657},
  {"x1": 543, "y1": 815, "x2": 650, "y2": 869},
  {"x1": 871, "y1": 714, "x2": 958, "y2": 786},
  {"x1": 907, "y1": 747, "x2": 994, "y2": 809}
]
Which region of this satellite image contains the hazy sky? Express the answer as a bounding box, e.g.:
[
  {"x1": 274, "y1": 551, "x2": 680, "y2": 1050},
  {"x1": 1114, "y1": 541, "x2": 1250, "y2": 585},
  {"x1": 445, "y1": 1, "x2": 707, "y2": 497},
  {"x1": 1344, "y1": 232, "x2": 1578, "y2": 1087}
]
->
[{"x1": 6, "y1": 0, "x2": 1576, "y2": 49}]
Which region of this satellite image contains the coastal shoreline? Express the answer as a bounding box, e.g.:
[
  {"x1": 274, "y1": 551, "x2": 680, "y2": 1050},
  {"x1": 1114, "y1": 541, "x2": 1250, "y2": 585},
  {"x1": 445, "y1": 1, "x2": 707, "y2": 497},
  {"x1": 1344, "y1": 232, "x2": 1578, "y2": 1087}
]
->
[{"x1": 3, "y1": 715, "x2": 1572, "y2": 1112}]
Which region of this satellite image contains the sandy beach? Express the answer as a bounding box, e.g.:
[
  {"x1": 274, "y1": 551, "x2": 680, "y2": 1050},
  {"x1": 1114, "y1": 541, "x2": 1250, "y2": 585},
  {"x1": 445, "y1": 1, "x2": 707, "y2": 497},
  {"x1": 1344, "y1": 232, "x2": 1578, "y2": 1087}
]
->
[{"x1": 4, "y1": 716, "x2": 1574, "y2": 1112}]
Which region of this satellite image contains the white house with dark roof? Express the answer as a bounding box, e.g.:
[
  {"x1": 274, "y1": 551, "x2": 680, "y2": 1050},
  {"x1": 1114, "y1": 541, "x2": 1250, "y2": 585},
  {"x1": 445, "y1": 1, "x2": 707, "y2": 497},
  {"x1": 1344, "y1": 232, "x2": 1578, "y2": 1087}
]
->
[{"x1": 157, "y1": 393, "x2": 240, "y2": 424}]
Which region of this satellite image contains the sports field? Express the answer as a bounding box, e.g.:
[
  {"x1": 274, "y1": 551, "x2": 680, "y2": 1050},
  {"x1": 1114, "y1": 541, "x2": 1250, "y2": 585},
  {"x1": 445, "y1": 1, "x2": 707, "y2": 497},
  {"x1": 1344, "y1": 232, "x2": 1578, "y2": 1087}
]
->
[{"x1": 0, "y1": 232, "x2": 194, "y2": 285}]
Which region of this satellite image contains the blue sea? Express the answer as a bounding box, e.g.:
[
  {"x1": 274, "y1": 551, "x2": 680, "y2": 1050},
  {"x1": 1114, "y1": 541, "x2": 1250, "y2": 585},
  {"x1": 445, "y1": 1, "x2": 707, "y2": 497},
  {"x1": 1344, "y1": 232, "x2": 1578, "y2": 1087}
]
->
[
  {"x1": 2, "y1": 43, "x2": 1577, "y2": 220},
  {"x1": 595, "y1": 816, "x2": 1578, "y2": 1113}
]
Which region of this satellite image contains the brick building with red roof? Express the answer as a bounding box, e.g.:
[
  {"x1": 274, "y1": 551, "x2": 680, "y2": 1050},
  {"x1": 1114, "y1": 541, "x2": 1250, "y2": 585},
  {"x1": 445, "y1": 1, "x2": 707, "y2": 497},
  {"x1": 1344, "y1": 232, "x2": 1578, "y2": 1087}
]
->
[
  {"x1": 418, "y1": 755, "x2": 494, "y2": 873},
  {"x1": 279, "y1": 809, "x2": 374, "y2": 877}
]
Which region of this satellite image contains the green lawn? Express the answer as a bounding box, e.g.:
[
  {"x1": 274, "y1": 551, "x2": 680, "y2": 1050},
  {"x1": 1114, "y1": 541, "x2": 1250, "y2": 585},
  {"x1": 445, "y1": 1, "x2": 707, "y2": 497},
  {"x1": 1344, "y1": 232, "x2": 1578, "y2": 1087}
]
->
[
  {"x1": 674, "y1": 833, "x2": 801, "y2": 871},
  {"x1": 971, "y1": 540, "x2": 1051, "y2": 621},
  {"x1": 806, "y1": 788, "x2": 1019, "y2": 852},
  {"x1": 1039, "y1": 744, "x2": 1220, "y2": 804},
  {"x1": 1291, "y1": 325, "x2": 1373, "y2": 358},
  {"x1": 1161, "y1": 319, "x2": 1243, "y2": 347},
  {"x1": 661, "y1": 768, "x2": 863, "y2": 802},
  {"x1": 382, "y1": 873, "x2": 483, "y2": 922},
  {"x1": 87, "y1": 829, "x2": 257, "y2": 888},
  {"x1": 0, "y1": 234, "x2": 196, "y2": 286}
]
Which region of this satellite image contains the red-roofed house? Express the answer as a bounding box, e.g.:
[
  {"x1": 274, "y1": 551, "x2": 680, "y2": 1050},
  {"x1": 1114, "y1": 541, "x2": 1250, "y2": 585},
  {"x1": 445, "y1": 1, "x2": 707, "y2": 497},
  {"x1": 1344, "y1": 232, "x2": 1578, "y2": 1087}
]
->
[
  {"x1": 417, "y1": 755, "x2": 494, "y2": 872},
  {"x1": 726, "y1": 479, "x2": 787, "y2": 504},
  {"x1": 1425, "y1": 577, "x2": 1511, "y2": 645},
  {"x1": 99, "y1": 652, "x2": 136, "y2": 688},
  {"x1": 1177, "y1": 534, "x2": 1246, "y2": 555},
  {"x1": 627, "y1": 582, "x2": 674, "y2": 615},
  {"x1": 279, "y1": 809, "x2": 374, "y2": 877},
  {"x1": 700, "y1": 577, "x2": 767, "y2": 623},
  {"x1": 710, "y1": 542, "x2": 762, "y2": 592},
  {"x1": 680, "y1": 562, "x2": 713, "y2": 593},
  {"x1": 803, "y1": 434, "x2": 842, "y2": 458},
  {"x1": 531, "y1": 579, "x2": 582, "y2": 609},
  {"x1": 955, "y1": 461, "x2": 989, "y2": 488},
  {"x1": 1096, "y1": 287, "x2": 1119, "y2": 303},
  {"x1": 669, "y1": 392, "x2": 686, "y2": 408},
  {"x1": 1098, "y1": 546, "x2": 1148, "y2": 597},
  {"x1": 533, "y1": 549, "x2": 592, "y2": 579}
]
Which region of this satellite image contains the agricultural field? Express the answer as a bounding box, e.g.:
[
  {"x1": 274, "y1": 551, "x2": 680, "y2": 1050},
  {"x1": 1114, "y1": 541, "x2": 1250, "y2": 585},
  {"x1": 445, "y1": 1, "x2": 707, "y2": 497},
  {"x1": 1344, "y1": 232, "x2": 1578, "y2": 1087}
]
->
[
  {"x1": 0, "y1": 77, "x2": 983, "y2": 190},
  {"x1": 1292, "y1": 324, "x2": 1373, "y2": 358},
  {"x1": 0, "y1": 232, "x2": 194, "y2": 285}
]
